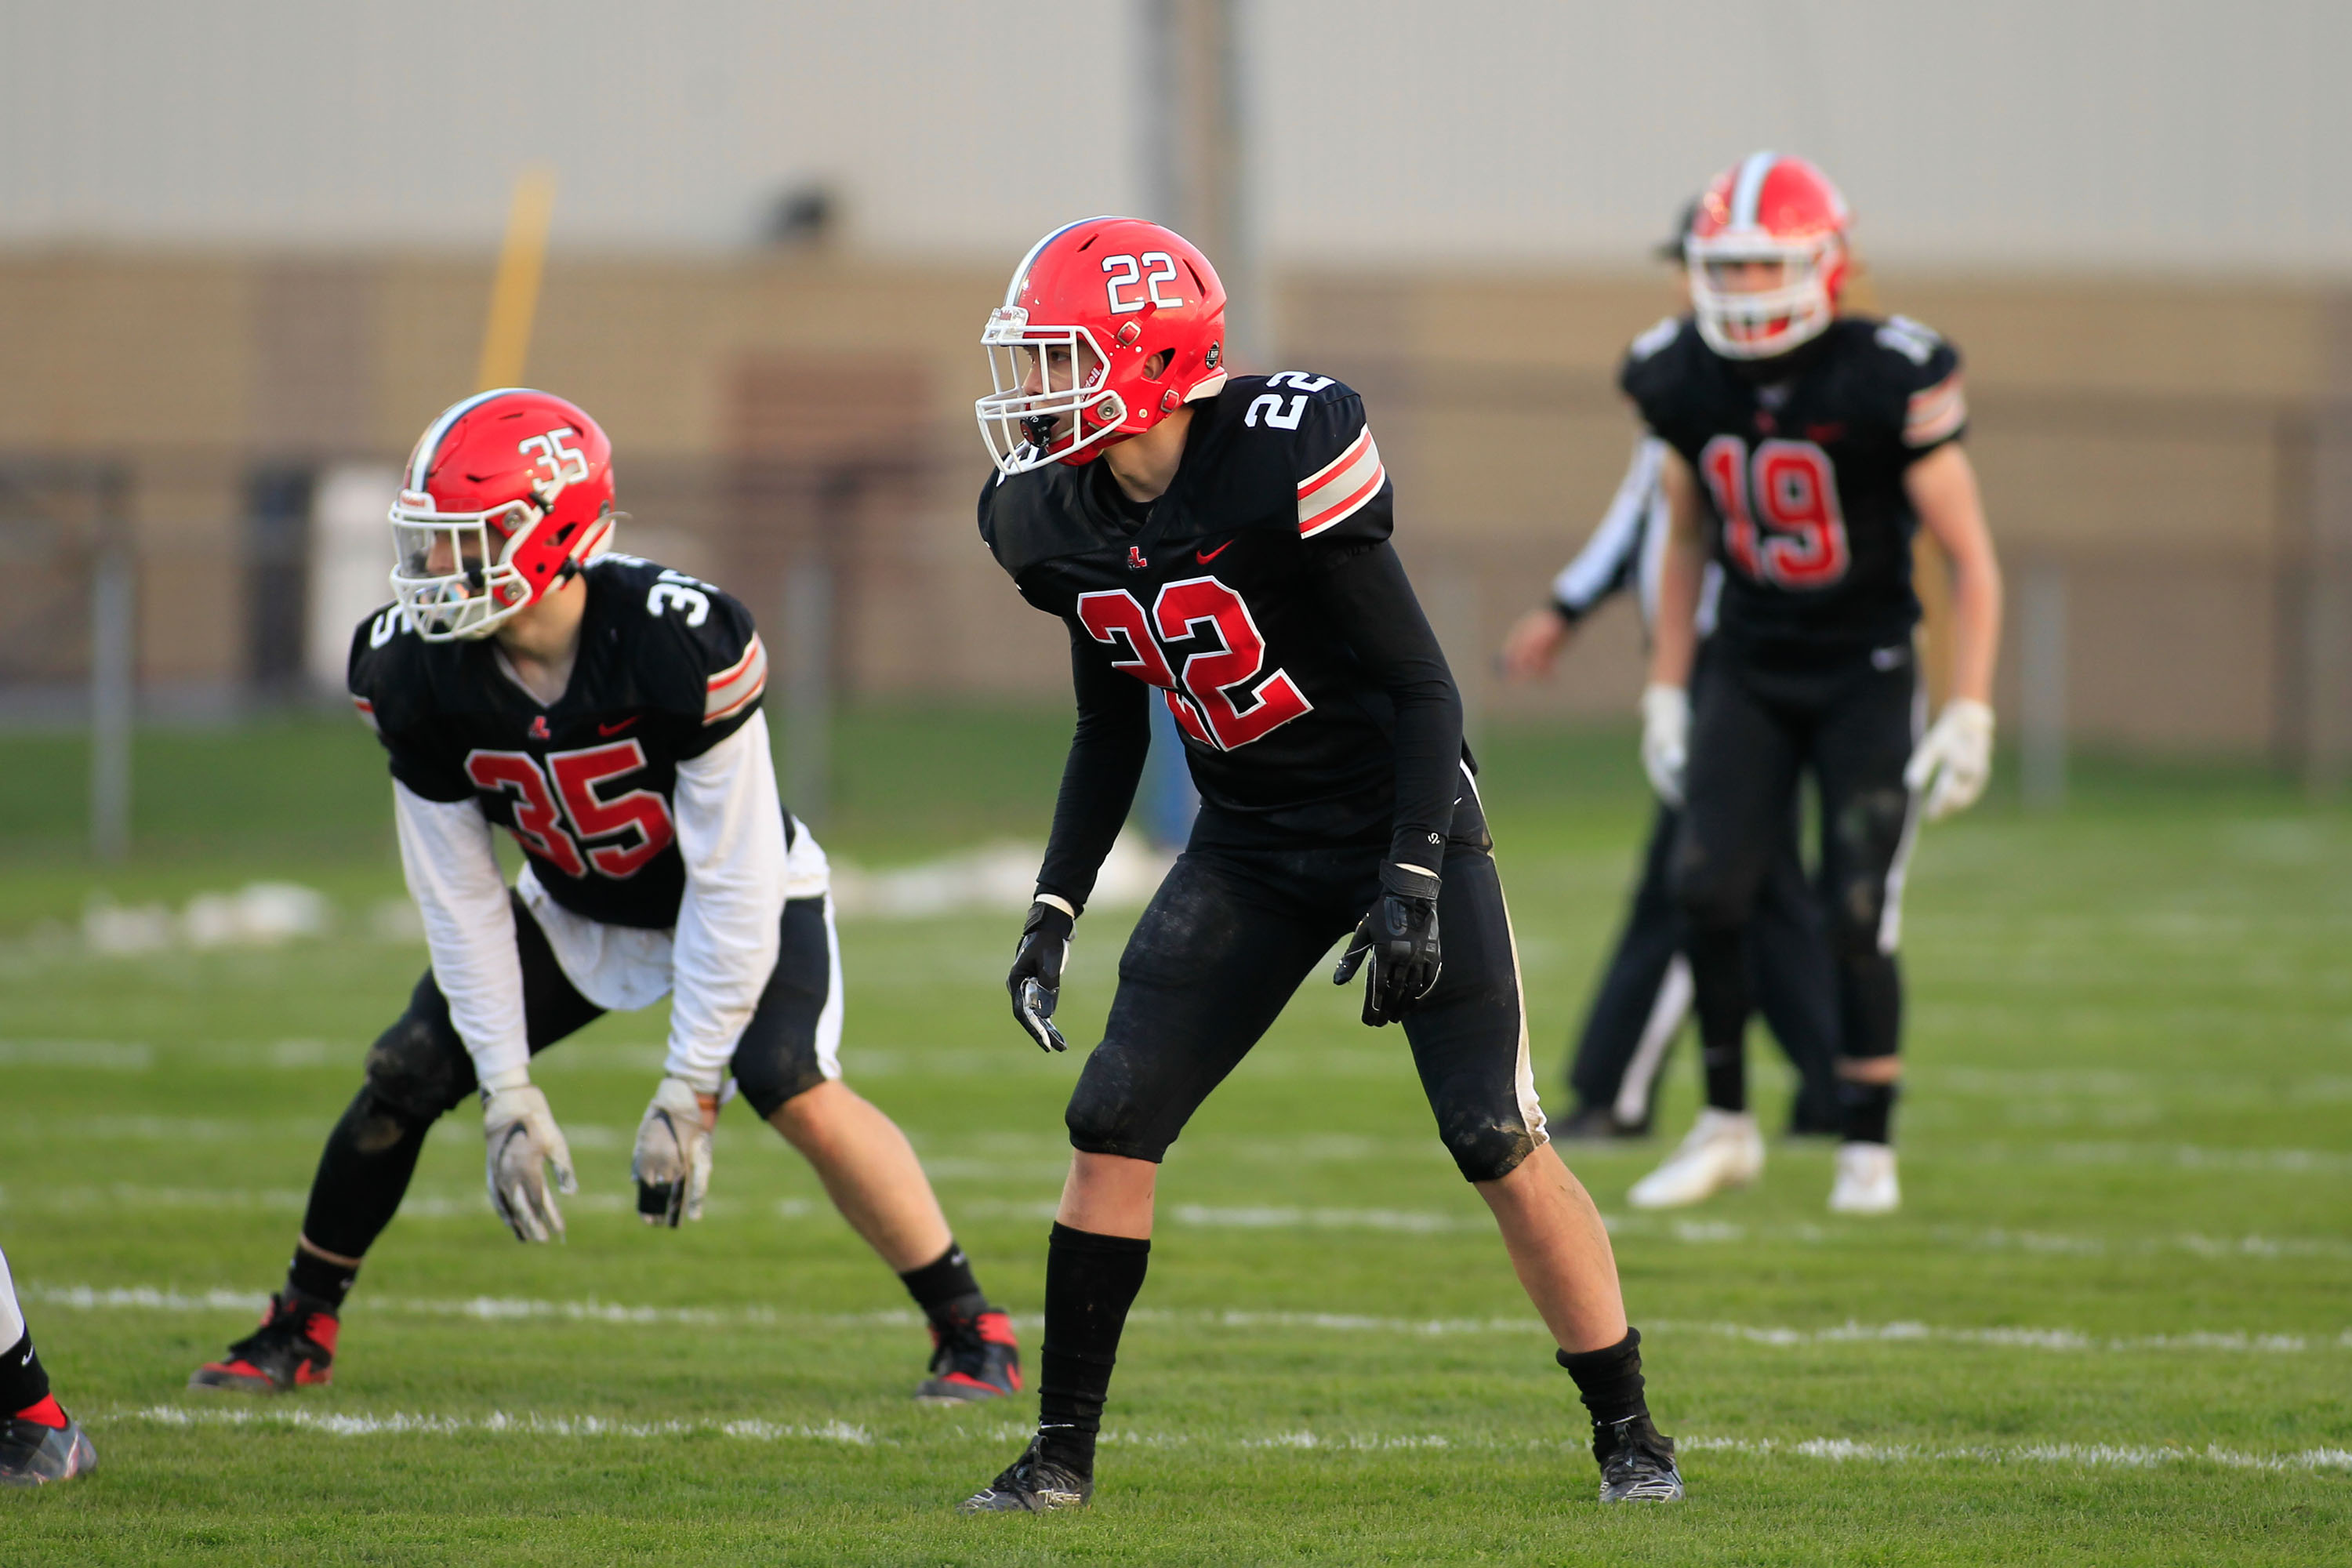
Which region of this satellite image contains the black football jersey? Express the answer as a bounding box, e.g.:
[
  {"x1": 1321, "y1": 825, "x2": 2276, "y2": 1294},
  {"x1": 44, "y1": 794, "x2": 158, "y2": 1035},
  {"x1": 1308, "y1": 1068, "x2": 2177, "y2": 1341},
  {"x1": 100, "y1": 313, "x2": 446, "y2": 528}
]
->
[
  {"x1": 1620, "y1": 314, "x2": 1966, "y2": 659},
  {"x1": 349, "y1": 554, "x2": 771, "y2": 930},
  {"x1": 980, "y1": 372, "x2": 1450, "y2": 846}
]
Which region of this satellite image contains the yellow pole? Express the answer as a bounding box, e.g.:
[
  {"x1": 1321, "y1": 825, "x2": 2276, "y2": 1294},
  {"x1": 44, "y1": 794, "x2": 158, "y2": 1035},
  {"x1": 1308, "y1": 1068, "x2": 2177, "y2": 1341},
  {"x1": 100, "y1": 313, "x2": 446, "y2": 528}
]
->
[{"x1": 475, "y1": 165, "x2": 557, "y2": 391}]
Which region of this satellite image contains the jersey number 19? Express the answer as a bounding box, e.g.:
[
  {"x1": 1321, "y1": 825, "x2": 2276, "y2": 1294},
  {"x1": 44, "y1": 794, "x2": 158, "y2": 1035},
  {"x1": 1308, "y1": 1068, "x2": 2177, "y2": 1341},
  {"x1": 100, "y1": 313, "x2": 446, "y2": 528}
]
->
[{"x1": 1698, "y1": 436, "x2": 1850, "y2": 590}]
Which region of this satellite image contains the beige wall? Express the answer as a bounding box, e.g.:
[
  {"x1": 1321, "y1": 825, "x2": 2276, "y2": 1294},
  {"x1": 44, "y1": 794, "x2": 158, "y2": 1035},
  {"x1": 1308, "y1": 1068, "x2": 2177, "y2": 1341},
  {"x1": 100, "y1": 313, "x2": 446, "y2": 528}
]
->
[{"x1": 0, "y1": 249, "x2": 2336, "y2": 757}]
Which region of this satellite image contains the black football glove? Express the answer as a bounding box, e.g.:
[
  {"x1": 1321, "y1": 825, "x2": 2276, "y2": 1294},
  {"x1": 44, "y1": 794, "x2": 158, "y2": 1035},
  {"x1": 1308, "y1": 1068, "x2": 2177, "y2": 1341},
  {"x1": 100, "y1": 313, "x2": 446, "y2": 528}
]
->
[
  {"x1": 1007, "y1": 900, "x2": 1075, "y2": 1052},
  {"x1": 1333, "y1": 866, "x2": 1443, "y2": 1027}
]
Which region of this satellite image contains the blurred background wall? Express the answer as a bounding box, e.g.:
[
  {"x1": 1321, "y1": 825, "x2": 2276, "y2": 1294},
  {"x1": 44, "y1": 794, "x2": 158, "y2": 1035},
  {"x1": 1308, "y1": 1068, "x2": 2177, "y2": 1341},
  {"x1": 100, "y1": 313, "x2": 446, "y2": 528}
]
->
[{"x1": 3, "y1": 0, "x2": 2350, "y2": 771}]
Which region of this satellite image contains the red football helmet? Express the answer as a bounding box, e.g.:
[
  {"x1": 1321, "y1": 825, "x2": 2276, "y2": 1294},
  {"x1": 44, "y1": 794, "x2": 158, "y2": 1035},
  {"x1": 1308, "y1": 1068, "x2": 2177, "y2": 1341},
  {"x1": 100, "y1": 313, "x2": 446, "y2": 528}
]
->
[
  {"x1": 1686, "y1": 153, "x2": 1853, "y2": 361},
  {"x1": 977, "y1": 216, "x2": 1229, "y2": 476},
  {"x1": 389, "y1": 389, "x2": 619, "y2": 641}
]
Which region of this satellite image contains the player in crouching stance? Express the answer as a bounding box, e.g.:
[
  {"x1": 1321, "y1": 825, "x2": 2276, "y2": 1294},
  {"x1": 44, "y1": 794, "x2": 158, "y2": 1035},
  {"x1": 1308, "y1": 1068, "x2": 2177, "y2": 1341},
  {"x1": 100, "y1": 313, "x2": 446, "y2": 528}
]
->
[
  {"x1": 1628, "y1": 154, "x2": 2003, "y2": 1213},
  {"x1": 191, "y1": 390, "x2": 1018, "y2": 1404},
  {"x1": 958, "y1": 219, "x2": 1679, "y2": 1512},
  {"x1": 0, "y1": 1243, "x2": 96, "y2": 1486}
]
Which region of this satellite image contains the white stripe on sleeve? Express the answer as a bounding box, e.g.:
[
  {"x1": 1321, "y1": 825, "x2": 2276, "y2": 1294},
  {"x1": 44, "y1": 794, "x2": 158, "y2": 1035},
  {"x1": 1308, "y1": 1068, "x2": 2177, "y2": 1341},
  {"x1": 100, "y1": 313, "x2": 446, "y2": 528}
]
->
[
  {"x1": 392, "y1": 782, "x2": 528, "y2": 1085},
  {"x1": 664, "y1": 710, "x2": 790, "y2": 1094},
  {"x1": 1552, "y1": 437, "x2": 1665, "y2": 618}
]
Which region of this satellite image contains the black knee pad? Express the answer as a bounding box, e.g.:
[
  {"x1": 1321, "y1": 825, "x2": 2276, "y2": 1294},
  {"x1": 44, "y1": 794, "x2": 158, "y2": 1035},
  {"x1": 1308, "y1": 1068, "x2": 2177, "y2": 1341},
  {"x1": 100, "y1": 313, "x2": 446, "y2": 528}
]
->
[
  {"x1": 1830, "y1": 787, "x2": 1911, "y2": 951},
  {"x1": 362, "y1": 1003, "x2": 474, "y2": 1122},
  {"x1": 1668, "y1": 834, "x2": 1748, "y2": 933},
  {"x1": 1427, "y1": 1072, "x2": 1539, "y2": 1184},
  {"x1": 1062, "y1": 1045, "x2": 1171, "y2": 1164}
]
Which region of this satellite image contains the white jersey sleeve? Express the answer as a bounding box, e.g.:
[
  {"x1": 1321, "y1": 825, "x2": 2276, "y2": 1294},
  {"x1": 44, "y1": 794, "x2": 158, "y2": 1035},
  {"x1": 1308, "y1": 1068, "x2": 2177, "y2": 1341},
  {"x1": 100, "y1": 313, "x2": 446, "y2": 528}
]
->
[
  {"x1": 663, "y1": 710, "x2": 789, "y2": 1093},
  {"x1": 392, "y1": 781, "x2": 528, "y2": 1085}
]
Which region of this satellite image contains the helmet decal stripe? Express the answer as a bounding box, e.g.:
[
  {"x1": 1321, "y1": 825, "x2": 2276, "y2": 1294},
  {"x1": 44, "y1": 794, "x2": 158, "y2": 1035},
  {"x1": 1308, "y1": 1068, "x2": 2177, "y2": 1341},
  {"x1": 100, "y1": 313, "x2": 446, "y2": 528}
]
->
[
  {"x1": 1730, "y1": 151, "x2": 1778, "y2": 229},
  {"x1": 1003, "y1": 216, "x2": 1126, "y2": 307},
  {"x1": 408, "y1": 387, "x2": 523, "y2": 492}
]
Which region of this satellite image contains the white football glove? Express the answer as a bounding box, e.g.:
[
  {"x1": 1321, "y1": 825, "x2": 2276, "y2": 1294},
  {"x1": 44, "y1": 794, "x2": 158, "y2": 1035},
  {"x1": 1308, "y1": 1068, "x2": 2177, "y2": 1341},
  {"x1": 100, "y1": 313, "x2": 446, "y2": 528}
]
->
[
  {"x1": 481, "y1": 1072, "x2": 577, "y2": 1243},
  {"x1": 632, "y1": 1076, "x2": 716, "y2": 1227},
  {"x1": 1640, "y1": 684, "x2": 1690, "y2": 808},
  {"x1": 1905, "y1": 698, "x2": 1995, "y2": 822}
]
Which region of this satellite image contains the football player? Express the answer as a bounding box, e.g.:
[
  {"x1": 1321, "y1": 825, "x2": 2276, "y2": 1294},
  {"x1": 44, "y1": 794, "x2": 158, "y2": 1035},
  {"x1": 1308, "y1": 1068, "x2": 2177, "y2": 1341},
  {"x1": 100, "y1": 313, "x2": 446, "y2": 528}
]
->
[
  {"x1": 0, "y1": 1243, "x2": 96, "y2": 1486},
  {"x1": 190, "y1": 390, "x2": 1019, "y2": 1404},
  {"x1": 1500, "y1": 430, "x2": 1840, "y2": 1149},
  {"x1": 1624, "y1": 154, "x2": 2002, "y2": 1214},
  {"x1": 956, "y1": 219, "x2": 1679, "y2": 1512}
]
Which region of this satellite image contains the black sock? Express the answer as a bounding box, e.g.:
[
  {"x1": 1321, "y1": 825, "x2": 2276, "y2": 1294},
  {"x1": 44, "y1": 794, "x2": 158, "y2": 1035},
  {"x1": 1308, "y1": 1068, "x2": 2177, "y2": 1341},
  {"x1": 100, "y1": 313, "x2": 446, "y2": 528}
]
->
[
  {"x1": 299, "y1": 1086, "x2": 436, "y2": 1261},
  {"x1": 287, "y1": 1247, "x2": 357, "y2": 1312},
  {"x1": 1686, "y1": 927, "x2": 1751, "y2": 1112},
  {"x1": 1, "y1": 1330, "x2": 51, "y2": 1414},
  {"x1": 1838, "y1": 1078, "x2": 1898, "y2": 1145},
  {"x1": 1557, "y1": 1327, "x2": 1649, "y2": 1428},
  {"x1": 1701, "y1": 1045, "x2": 1748, "y2": 1114},
  {"x1": 898, "y1": 1241, "x2": 986, "y2": 1330},
  {"x1": 1036, "y1": 1222, "x2": 1150, "y2": 1476}
]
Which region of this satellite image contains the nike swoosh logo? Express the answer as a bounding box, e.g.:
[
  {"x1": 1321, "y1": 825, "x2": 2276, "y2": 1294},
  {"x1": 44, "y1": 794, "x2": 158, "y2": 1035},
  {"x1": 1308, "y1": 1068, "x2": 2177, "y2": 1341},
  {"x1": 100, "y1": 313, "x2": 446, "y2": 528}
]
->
[
  {"x1": 1196, "y1": 540, "x2": 1232, "y2": 563},
  {"x1": 597, "y1": 717, "x2": 639, "y2": 736}
]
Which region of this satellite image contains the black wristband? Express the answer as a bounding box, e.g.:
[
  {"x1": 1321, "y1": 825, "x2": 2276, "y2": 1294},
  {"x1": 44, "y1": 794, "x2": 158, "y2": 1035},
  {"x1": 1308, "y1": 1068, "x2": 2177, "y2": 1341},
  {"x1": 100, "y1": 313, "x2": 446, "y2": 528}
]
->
[
  {"x1": 1379, "y1": 862, "x2": 1443, "y2": 901},
  {"x1": 1024, "y1": 900, "x2": 1076, "y2": 941}
]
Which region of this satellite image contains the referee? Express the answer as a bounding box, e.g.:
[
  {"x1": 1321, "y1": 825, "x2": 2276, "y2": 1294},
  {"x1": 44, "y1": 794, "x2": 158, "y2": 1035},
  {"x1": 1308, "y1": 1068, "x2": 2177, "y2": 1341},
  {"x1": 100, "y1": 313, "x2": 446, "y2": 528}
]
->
[{"x1": 1501, "y1": 434, "x2": 1840, "y2": 1140}]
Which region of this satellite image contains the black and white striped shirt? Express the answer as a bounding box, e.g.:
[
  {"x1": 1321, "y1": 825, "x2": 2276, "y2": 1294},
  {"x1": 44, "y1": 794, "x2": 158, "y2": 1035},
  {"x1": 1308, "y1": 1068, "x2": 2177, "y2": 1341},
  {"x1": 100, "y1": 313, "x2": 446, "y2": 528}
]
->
[{"x1": 1550, "y1": 436, "x2": 1719, "y2": 637}]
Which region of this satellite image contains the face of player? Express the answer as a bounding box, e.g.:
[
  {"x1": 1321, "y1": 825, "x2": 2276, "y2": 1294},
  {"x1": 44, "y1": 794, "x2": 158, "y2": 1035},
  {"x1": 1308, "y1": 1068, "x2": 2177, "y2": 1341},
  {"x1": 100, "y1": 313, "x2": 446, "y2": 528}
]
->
[
  {"x1": 1701, "y1": 258, "x2": 1793, "y2": 297},
  {"x1": 1018, "y1": 340, "x2": 1103, "y2": 401}
]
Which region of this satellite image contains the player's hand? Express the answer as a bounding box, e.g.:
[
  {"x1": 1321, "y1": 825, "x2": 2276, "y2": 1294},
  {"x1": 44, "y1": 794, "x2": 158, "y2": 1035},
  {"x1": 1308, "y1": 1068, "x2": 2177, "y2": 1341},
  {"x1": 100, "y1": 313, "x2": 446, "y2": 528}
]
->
[
  {"x1": 632, "y1": 1075, "x2": 717, "y2": 1227},
  {"x1": 481, "y1": 1073, "x2": 577, "y2": 1243},
  {"x1": 1640, "y1": 684, "x2": 1690, "y2": 807},
  {"x1": 1906, "y1": 698, "x2": 1994, "y2": 822},
  {"x1": 1334, "y1": 868, "x2": 1443, "y2": 1027},
  {"x1": 1007, "y1": 900, "x2": 1075, "y2": 1052},
  {"x1": 1499, "y1": 608, "x2": 1574, "y2": 682}
]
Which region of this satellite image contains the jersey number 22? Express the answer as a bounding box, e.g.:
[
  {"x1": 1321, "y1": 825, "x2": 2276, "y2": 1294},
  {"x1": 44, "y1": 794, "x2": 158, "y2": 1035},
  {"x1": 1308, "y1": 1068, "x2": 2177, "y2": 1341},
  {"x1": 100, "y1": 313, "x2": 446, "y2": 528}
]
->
[{"x1": 1077, "y1": 579, "x2": 1312, "y2": 752}]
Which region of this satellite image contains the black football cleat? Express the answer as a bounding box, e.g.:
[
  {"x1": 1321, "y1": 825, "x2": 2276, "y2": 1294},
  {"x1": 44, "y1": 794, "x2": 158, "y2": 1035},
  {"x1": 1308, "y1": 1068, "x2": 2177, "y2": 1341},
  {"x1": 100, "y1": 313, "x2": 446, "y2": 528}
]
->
[
  {"x1": 959, "y1": 1436, "x2": 1092, "y2": 1512},
  {"x1": 916, "y1": 1307, "x2": 1023, "y2": 1404},
  {"x1": 0, "y1": 1397, "x2": 97, "y2": 1486},
  {"x1": 1594, "y1": 1411, "x2": 1685, "y2": 1501},
  {"x1": 188, "y1": 1290, "x2": 338, "y2": 1393}
]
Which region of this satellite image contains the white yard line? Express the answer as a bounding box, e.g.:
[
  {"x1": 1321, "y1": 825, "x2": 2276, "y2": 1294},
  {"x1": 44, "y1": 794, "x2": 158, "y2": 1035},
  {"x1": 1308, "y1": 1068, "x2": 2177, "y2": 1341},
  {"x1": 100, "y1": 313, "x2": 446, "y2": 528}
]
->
[
  {"x1": 86, "y1": 1403, "x2": 2352, "y2": 1474},
  {"x1": 30, "y1": 1283, "x2": 2347, "y2": 1355}
]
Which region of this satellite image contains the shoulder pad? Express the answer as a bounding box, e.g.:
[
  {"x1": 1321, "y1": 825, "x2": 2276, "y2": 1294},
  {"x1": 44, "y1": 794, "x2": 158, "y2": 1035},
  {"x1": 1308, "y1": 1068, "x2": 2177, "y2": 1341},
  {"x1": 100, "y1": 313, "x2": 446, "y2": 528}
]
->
[
  {"x1": 1618, "y1": 317, "x2": 1704, "y2": 419},
  {"x1": 1858, "y1": 316, "x2": 1966, "y2": 448},
  {"x1": 347, "y1": 601, "x2": 425, "y2": 736},
  {"x1": 605, "y1": 557, "x2": 768, "y2": 728},
  {"x1": 1627, "y1": 316, "x2": 1682, "y2": 364},
  {"x1": 978, "y1": 464, "x2": 1108, "y2": 578},
  {"x1": 1213, "y1": 374, "x2": 1391, "y2": 543}
]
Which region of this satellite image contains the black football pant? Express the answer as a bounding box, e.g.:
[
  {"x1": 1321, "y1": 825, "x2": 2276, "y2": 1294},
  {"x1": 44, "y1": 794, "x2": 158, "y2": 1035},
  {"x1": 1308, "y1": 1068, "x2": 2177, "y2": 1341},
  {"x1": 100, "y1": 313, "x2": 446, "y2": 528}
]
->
[
  {"x1": 1670, "y1": 644, "x2": 1922, "y2": 1127},
  {"x1": 299, "y1": 891, "x2": 841, "y2": 1261},
  {"x1": 1566, "y1": 794, "x2": 1840, "y2": 1134},
  {"x1": 1065, "y1": 782, "x2": 1545, "y2": 1184}
]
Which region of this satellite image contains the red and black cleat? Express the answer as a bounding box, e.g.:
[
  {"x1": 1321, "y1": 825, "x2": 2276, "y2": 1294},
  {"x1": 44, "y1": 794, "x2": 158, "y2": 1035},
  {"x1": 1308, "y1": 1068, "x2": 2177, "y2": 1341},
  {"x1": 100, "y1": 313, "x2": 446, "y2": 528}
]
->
[
  {"x1": 188, "y1": 1291, "x2": 339, "y2": 1394},
  {"x1": 915, "y1": 1307, "x2": 1022, "y2": 1404},
  {"x1": 0, "y1": 1396, "x2": 97, "y2": 1486}
]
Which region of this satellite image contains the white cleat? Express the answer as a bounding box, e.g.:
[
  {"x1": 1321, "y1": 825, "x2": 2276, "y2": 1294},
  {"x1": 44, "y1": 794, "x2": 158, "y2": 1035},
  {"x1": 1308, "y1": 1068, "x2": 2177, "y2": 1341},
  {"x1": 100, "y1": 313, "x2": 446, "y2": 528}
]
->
[
  {"x1": 1627, "y1": 1109, "x2": 1764, "y2": 1209},
  {"x1": 1828, "y1": 1142, "x2": 1900, "y2": 1214}
]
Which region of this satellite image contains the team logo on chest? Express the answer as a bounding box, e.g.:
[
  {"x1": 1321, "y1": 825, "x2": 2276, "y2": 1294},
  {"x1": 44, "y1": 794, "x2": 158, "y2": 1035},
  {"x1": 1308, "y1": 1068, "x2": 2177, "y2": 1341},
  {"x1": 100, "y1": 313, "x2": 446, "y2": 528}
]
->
[
  {"x1": 528, "y1": 714, "x2": 551, "y2": 741},
  {"x1": 1127, "y1": 546, "x2": 1149, "y2": 571},
  {"x1": 1076, "y1": 579, "x2": 1312, "y2": 752}
]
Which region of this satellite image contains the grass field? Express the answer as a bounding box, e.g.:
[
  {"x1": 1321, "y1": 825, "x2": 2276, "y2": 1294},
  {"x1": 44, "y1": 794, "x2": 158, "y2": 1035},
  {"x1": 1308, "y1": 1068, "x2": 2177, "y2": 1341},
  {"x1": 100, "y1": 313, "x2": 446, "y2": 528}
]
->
[{"x1": 1, "y1": 710, "x2": 2347, "y2": 1564}]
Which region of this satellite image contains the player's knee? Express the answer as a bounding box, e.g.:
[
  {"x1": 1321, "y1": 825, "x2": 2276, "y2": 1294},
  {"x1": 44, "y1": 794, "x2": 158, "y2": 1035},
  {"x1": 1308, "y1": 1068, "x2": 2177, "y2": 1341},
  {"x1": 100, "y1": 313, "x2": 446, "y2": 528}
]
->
[
  {"x1": 361, "y1": 1010, "x2": 472, "y2": 1121},
  {"x1": 1670, "y1": 844, "x2": 1746, "y2": 932},
  {"x1": 1826, "y1": 788, "x2": 1909, "y2": 946},
  {"x1": 1063, "y1": 1054, "x2": 1171, "y2": 1163},
  {"x1": 1429, "y1": 1076, "x2": 1538, "y2": 1183},
  {"x1": 733, "y1": 1051, "x2": 829, "y2": 1121}
]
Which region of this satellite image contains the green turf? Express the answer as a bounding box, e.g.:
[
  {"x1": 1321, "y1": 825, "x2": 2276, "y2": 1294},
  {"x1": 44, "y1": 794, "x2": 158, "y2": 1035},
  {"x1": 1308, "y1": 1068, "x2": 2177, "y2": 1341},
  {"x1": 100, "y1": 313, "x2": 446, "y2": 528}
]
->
[{"x1": 1, "y1": 714, "x2": 2347, "y2": 1563}]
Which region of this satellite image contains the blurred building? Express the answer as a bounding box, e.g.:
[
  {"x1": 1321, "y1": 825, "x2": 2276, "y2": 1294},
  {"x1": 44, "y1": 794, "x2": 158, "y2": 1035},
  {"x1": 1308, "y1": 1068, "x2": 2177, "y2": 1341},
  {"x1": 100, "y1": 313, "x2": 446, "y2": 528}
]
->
[{"x1": 2, "y1": 0, "x2": 2350, "y2": 762}]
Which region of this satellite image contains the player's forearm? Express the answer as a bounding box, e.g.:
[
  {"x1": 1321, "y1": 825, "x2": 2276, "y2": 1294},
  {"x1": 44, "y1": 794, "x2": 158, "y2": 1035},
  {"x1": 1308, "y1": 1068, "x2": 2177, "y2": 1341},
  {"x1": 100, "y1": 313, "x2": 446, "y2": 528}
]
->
[
  {"x1": 1036, "y1": 638, "x2": 1152, "y2": 914},
  {"x1": 392, "y1": 782, "x2": 530, "y2": 1083},
  {"x1": 1942, "y1": 548, "x2": 2003, "y2": 706},
  {"x1": 1308, "y1": 541, "x2": 1462, "y2": 872},
  {"x1": 666, "y1": 717, "x2": 789, "y2": 1091},
  {"x1": 1647, "y1": 543, "x2": 1702, "y2": 689}
]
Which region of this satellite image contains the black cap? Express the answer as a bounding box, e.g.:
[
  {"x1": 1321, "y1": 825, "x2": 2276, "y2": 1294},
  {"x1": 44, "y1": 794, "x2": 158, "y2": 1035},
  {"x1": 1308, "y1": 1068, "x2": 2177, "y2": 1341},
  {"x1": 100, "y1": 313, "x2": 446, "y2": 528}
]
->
[{"x1": 1654, "y1": 198, "x2": 1700, "y2": 263}]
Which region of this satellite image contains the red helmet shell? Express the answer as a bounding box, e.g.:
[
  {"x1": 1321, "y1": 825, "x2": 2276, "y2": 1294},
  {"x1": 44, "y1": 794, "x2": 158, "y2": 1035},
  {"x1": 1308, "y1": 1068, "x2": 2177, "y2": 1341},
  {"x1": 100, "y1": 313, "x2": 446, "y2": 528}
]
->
[
  {"x1": 978, "y1": 216, "x2": 1229, "y2": 474},
  {"x1": 390, "y1": 389, "x2": 619, "y2": 641},
  {"x1": 1686, "y1": 153, "x2": 1853, "y2": 360}
]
